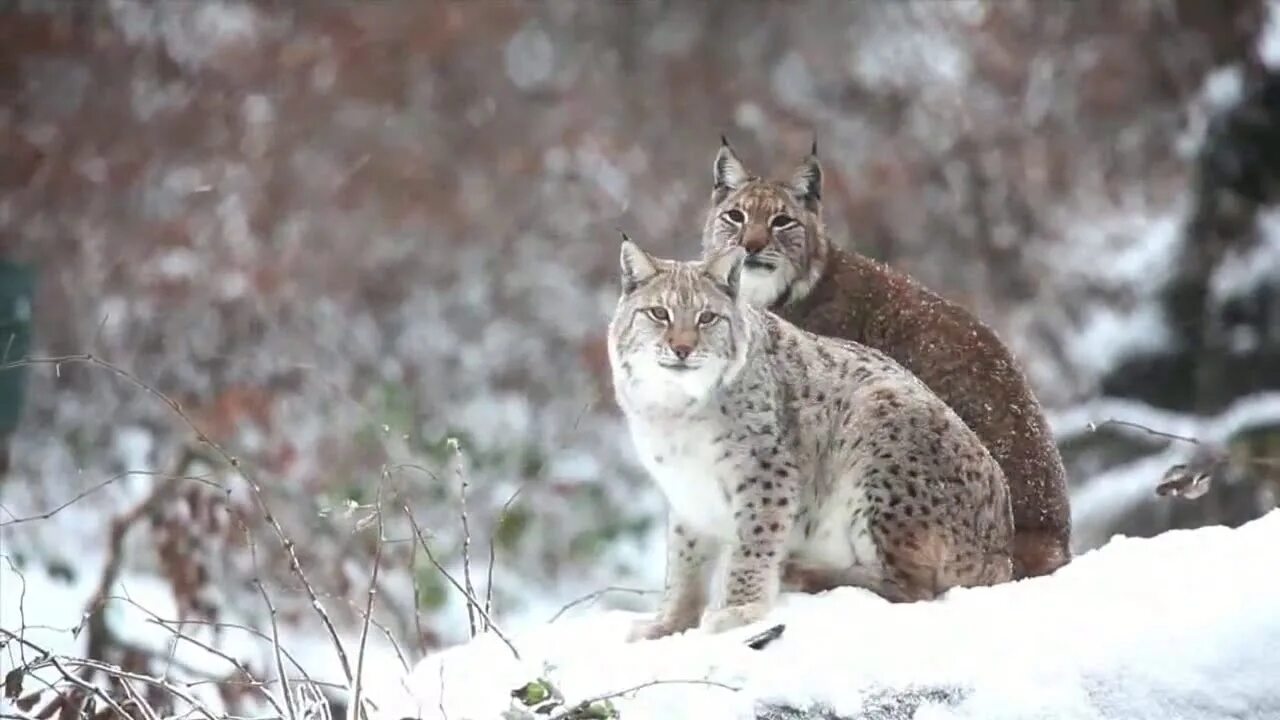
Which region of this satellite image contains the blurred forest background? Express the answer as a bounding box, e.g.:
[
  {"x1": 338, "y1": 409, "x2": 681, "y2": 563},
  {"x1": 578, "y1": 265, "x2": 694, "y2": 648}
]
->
[{"x1": 2, "y1": 0, "x2": 1280, "y2": 716}]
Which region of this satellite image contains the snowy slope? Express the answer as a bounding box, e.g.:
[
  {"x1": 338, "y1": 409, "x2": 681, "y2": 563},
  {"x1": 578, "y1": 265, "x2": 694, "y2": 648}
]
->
[{"x1": 390, "y1": 510, "x2": 1280, "y2": 720}]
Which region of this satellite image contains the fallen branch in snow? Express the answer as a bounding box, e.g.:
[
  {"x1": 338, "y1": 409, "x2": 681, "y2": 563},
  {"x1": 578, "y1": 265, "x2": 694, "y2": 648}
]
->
[
  {"x1": 544, "y1": 679, "x2": 740, "y2": 720},
  {"x1": 508, "y1": 677, "x2": 741, "y2": 720}
]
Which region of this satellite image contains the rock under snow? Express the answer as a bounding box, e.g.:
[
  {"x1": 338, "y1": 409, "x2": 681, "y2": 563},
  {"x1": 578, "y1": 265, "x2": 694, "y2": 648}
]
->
[{"x1": 389, "y1": 510, "x2": 1280, "y2": 720}]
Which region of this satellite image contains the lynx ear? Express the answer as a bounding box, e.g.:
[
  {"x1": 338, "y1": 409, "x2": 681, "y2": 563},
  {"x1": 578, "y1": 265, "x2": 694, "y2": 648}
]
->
[
  {"x1": 789, "y1": 146, "x2": 822, "y2": 209},
  {"x1": 703, "y1": 245, "x2": 745, "y2": 298},
  {"x1": 714, "y1": 136, "x2": 751, "y2": 196},
  {"x1": 619, "y1": 234, "x2": 659, "y2": 293}
]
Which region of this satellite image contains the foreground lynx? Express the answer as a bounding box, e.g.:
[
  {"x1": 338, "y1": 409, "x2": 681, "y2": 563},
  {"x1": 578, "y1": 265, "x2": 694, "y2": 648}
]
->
[
  {"x1": 701, "y1": 137, "x2": 1071, "y2": 579},
  {"x1": 607, "y1": 239, "x2": 1014, "y2": 639}
]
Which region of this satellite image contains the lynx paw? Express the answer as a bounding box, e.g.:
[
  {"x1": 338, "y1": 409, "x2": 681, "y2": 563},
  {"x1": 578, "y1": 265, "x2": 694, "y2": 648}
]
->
[
  {"x1": 700, "y1": 601, "x2": 772, "y2": 634},
  {"x1": 626, "y1": 614, "x2": 695, "y2": 642}
]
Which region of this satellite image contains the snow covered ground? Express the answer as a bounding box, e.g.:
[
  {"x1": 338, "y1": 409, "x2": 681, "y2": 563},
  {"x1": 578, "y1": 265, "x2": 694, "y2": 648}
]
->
[{"x1": 386, "y1": 510, "x2": 1280, "y2": 720}]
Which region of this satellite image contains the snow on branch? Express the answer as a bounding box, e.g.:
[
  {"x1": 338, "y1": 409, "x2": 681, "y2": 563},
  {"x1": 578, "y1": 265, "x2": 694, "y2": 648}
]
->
[{"x1": 1049, "y1": 392, "x2": 1280, "y2": 539}]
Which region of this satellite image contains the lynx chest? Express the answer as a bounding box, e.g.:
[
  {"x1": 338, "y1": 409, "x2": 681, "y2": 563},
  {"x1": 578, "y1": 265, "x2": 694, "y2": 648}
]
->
[{"x1": 627, "y1": 417, "x2": 740, "y2": 541}]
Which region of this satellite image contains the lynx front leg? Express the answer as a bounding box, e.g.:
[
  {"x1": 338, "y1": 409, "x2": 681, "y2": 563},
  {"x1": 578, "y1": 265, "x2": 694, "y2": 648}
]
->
[
  {"x1": 628, "y1": 519, "x2": 717, "y2": 641},
  {"x1": 701, "y1": 474, "x2": 797, "y2": 634}
]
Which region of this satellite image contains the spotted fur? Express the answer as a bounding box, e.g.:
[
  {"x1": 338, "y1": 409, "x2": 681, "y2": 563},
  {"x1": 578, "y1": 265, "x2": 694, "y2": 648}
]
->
[
  {"x1": 608, "y1": 240, "x2": 1014, "y2": 640},
  {"x1": 702, "y1": 138, "x2": 1072, "y2": 579}
]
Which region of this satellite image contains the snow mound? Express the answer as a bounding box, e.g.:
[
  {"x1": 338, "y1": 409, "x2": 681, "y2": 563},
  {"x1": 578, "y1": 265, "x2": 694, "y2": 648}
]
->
[{"x1": 391, "y1": 510, "x2": 1280, "y2": 720}]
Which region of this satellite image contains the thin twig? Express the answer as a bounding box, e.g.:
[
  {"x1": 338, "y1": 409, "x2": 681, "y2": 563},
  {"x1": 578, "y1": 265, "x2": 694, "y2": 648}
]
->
[
  {"x1": 1090, "y1": 417, "x2": 1280, "y2": 471},
  {"x1": 437, "y1": 663, "x2": 448, "y2": 720},
  {"x1": 131, "y1": 607, "x2": 286, "y2": 719},
  {"x1": 45, "y1": 656, "x2": 136, "y2": 720},
  {"x1": 449, "y1": 438, "x2": 479, "y2": 637},
  {"x1": 348, "y1": 485, "x2": 384, "y2": 720},
  {"x1": 548, "y1": 679, "x2": 740, "y2": 720},
  {"x1": 409, "y1": 529, "x2": 428, "y2": 657},
  {"x1": 49, "y1": 657, "x2": 219, "y2": 720},
  {"x1": 485, "y1": 485, "x2": 525, "y2": 621},
  {"x1": 0, "y1": 556, "x2": 30, "y2": 670},
  {"x1": 249, "y1": 530, "x2": 297, "y2": 720},
  {"x1": 549, "y1": 587, "x2": 657, "y2": 624},
  {"x1": 2, "y1": 354, "x2": 357, "y2": 689},
  {"x1": 0, "y1": 470, "x2": 221, "y2": 528},
  {"x1": 1088, "y1": 418, "x2": 1200, "y2": 445},
  {"x1": 402, "y1": 506, "x2": 520, "y2": 660},
  {"x1": 141, "y1": 618, "x2": 335, "y2": 692}
]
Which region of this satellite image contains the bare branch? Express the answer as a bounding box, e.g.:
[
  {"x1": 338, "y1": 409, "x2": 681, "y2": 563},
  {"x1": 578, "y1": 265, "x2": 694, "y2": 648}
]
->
[
  {"x1": 0, "y1": 470, "x2": 221, "y2": 529},
  {"x1": 1087, "y1": 418, "x2": 1200, "y2": 445},
  {"x1": 549, "y1": 587, "x2": 657, "y2": 624},
  {"x1": 402, "y1": 506, "x2": 520, "y2": 660},
  {"x1": 485, "y1": 485, "x2": 525, "y2": 621},
  {"x1": 249, "y1": 527, "x2": 298, "y2": 720},
  {"x1": 547, "y1": 678, "x2": 740, "y2": 720},
  {"x1": 2, "y1": 354, "x2": 357, "y2": 690},
  {"x1": 448, "y1": 438, "x2": 479, "y2": 638},
  {"x1": 348, "y1": 485, "x2": 385, "y2": 720}
]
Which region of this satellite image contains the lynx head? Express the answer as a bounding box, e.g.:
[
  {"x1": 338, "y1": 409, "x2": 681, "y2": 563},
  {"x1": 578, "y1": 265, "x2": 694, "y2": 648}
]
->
[
  {"x1": 607, "y1": 237, "x2": 751, "y2": 408},
  {"x1": 701, "y1": 137, "x2": 829, "y2": 309}
]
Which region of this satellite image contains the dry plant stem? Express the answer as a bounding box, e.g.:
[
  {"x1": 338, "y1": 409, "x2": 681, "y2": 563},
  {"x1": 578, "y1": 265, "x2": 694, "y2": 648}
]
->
[
  {"x1": 485, "y1": 485, "x2": 525, "y2": 621},
  {"x1": 80, "y1": 470, "x2": 186, "y2": 681},
  {"x1": 45, "y1": 656, "x2": 136, "y2": 720},
  {"x1": 5, "y1": 634, "x2": 217, "y2": 720},
  {"x1": 548, "y1": 679, "x2": 740, "y2": 720},
  {"x1": 409, "y1": 534, "x2": 428, "y2": 657},
  {"x1": 116, "y1": 677, "x2": 160, "y2": 720},
  {"x1": 135, "y1": 612, "x2": 287, "y2": 719},
  {"x1": 401, "y1": 506, "x2": 520, "y2": 659},
  {"x1": 348, "y1": 486, "x2": 385, "y2": 720},
  {"x1": 0, "y1": 470, "x2": 220, "y2": 528},
  {"x1": 2, "y1": 355, "x2": 357, "y2": 690},
  {"x1": 0, "y1": 556, "x2": 30, "y2": 669},
  {"x1": 549, "y1": 587, "x2": 657, "y2": 624},
  {"x1": 312, "y1": 585, "x2": 411, "y2": 676},
  {"x1": 437, "y1": 663, "x2": 448, "y2": 720},
  {"x1": 149, "y1": 619, "x2": 336, "y2": 692},
  {"x1": 1093, "y1": 417, "x2": 1280, "y2": 470},
  {"x1": 1090, "y1": 418, "x2": 1201, "y2": 445},
  {"x1": 53, "y1": 657, "x2": 218, "y2": 720},
  {"x1": 448, "y1": 439, "x2": 479, "y2": 637},
  {"x1": 248, "y1": 529, "x2": 298, "y2": 720}
]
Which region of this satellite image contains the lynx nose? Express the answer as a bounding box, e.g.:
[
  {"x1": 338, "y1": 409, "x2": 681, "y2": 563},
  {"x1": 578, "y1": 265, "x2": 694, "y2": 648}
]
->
[
  {"x1": 671, "y1": 343, "x2": 693, "y2": 360},
  {"x1": 741, "y1": 227, "x2": 769, "y2": 254}
]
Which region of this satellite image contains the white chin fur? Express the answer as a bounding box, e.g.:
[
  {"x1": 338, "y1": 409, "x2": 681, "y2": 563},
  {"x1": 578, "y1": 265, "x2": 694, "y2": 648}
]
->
[
  {"x1": 625, "y1": 356, "x2": 727, "y2": 409},
  {"x1": 739, "y1": 265, "x2": 792, "y2": 308}
]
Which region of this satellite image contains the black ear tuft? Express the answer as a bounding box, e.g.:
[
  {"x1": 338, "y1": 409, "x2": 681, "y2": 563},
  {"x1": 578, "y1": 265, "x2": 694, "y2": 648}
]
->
[
  {"x1": 714, "y1": 140, "x2": 751, "y2": 197},
  {"x1": 789, "y1": 152, "x2": 822, "y2": 209},
  {"x1": 619, "y1": 234, "x2": 658, "y2": 293}
]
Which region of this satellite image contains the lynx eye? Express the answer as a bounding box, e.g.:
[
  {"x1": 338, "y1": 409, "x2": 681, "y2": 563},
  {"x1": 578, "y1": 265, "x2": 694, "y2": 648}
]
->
[
  {"x1": 723, "y1": 209, "x2": 745, "y2": 224},
  {"x1": 696, "y1": 311, "x2": 720, "y2": 326},
  {"x1": 645, "y1": 307, "x2": 670, "y2": 322},
  {"x1": 770, "y1": 214, "x2": 798, "y2": 229}
]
